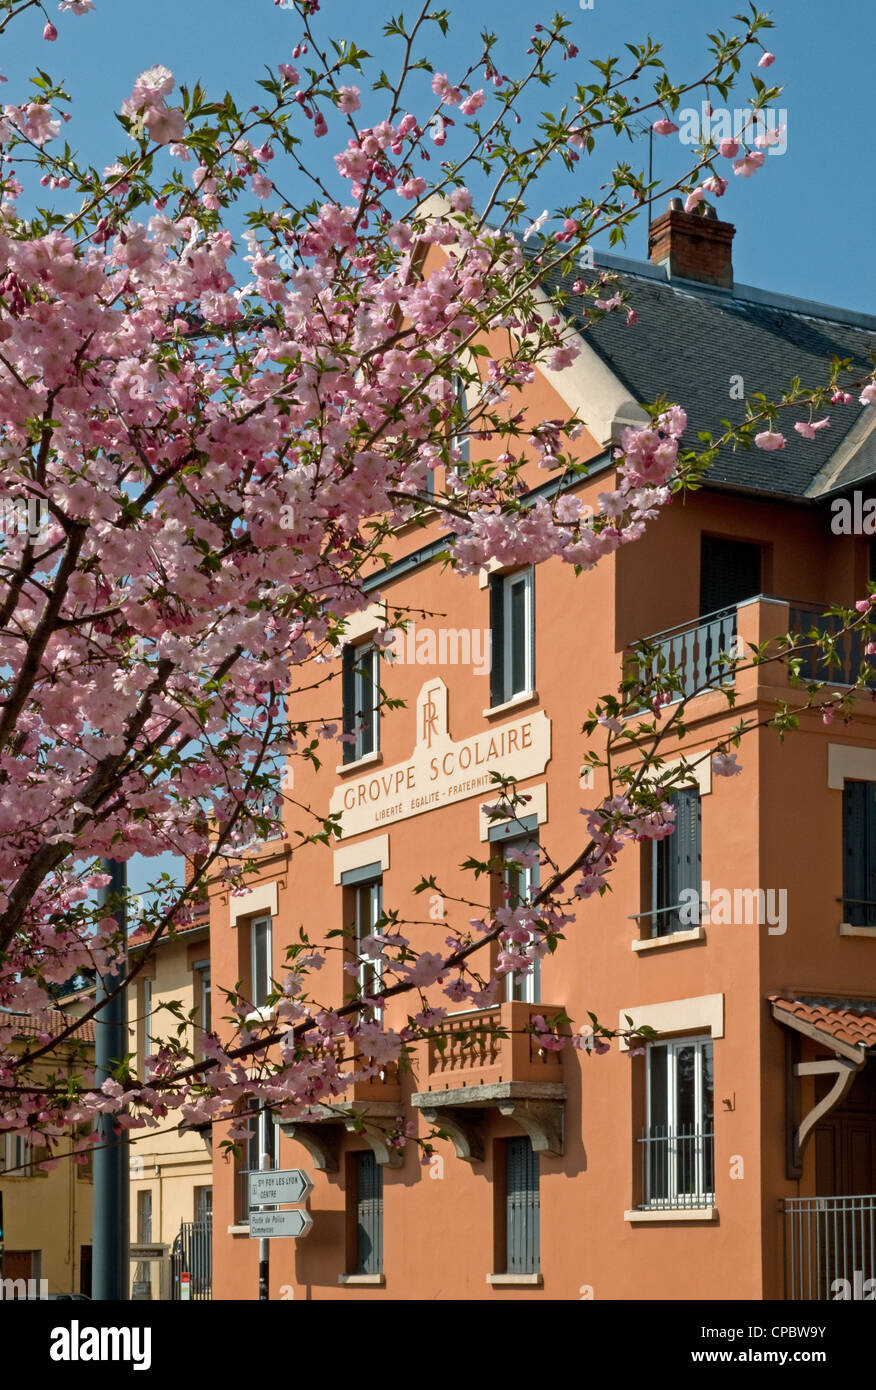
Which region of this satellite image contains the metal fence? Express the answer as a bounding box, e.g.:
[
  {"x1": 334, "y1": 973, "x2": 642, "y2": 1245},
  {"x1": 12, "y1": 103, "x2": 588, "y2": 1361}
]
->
[
  {"x1": 170, "y1": 1220, "x2": 212, "y2": 1301},
  {"x1": 636, "y1": 1126, "x2": 715, "y2": 1210},
  {"x1": 782, "y1": 1195, "x2": 876, "y2": 1300}
]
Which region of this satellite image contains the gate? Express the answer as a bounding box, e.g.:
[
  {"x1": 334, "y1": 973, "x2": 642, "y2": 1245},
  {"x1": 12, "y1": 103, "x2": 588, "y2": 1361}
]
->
[{"x1": 170, "y1": 1220, "x2": 212, "y2": 1300}]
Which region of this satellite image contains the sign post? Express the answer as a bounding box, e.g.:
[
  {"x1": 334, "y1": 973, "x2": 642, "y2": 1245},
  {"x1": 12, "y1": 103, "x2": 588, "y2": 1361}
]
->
[{"x1": 249, "y1": 1166, "x2": 314, "y2": 1300}]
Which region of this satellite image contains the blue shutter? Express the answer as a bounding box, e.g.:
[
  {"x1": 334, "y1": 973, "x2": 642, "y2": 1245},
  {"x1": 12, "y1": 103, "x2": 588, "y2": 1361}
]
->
[
  {"x1": 489, "y1": 574, "x2": 505, "y2": 707},
  {"x1": 506, "y1": 1137, "x2": 539, "y2": 1273},
  {"x1": 654, "y1": 788, "x2": 700, "y2": 935},
  {"x1": 454, "y1": 374, "x2": 470, "y2": 467},
  {"x1": 843, "y1": 781, "x2": 876, "y2": 926},
  {"x1": 356, "y1": 1152, "x2": 383, "y2": 1274}
]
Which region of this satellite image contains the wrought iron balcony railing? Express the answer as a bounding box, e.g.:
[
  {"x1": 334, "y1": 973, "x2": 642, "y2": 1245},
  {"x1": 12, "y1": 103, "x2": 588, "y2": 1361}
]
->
[{"x1": 636, "y1": 1125, "x2": 715, "y2": 1210}]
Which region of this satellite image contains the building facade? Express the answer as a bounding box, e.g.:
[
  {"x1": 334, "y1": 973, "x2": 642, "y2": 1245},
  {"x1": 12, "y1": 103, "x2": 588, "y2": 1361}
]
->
[
  {"x1": 127, "y1": 913, "x2": 213, "y2": 1299},
  {"x1": 0, "y1": 1010, "x2": 94, "y2": 1296},
  {"x1": 209, "y1": 205, "x2": 876, "y2": 1300}
]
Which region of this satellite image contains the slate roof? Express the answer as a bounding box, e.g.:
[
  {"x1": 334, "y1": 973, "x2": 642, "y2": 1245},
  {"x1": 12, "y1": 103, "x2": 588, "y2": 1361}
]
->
[
  {"x1": 545, "y1": 252, "x2": 876, "y2": 501},
  {"x1": 770, "y1": 994, "x2": 876, "y2": 1054}
]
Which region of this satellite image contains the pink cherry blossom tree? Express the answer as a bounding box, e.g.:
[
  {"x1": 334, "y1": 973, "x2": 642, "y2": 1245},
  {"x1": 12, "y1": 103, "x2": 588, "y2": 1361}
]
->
[{"x1": 0, "y1": 0, "x2": 874, "y2": 1168}]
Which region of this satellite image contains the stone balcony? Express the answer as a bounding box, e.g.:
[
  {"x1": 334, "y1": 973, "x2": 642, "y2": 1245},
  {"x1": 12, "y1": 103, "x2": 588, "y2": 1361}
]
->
[
  {"x1": 410, "y1": 1001, "x2": 566, "y2": 1161},
  {"x1": 628, "y1": 594, "x2": 876, "y2": 722},
  {"x1": 276, "y1": 1058, "x2": 403, "y2": 1172}
]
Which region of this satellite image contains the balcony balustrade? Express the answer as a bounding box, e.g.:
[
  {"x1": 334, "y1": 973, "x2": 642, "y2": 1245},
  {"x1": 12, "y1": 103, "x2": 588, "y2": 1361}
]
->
[{"x1": 630, "y1": 595, "x2": 876, "y2": 711}]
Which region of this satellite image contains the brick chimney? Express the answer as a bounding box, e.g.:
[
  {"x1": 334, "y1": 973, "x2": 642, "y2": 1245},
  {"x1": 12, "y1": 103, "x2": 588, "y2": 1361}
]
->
[{"x1": 648, "y1": 197, "x2": 735, "y2": 289}]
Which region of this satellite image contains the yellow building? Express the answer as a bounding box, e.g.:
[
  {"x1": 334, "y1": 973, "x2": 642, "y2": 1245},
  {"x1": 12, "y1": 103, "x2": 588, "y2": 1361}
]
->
[
  {"x1": 127, "y1": 909, "x2": 213, "y2": 1299},
  {"x1": 0, "y1": 1009, "x2": 94, "y2": 1296}
]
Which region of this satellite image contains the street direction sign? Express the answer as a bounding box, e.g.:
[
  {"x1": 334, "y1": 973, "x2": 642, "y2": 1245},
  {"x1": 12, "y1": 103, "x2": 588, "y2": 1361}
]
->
[
  {"x1": 248, "y1": 1168, "x2": 314, "y2": 1208},
  {"x1": 249, "y1": 1208, "x2": 313, "y2": 1240}
]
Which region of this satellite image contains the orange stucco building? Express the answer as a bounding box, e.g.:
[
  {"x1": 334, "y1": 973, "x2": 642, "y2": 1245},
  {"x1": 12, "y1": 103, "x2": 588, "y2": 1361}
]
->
[{"x1": 208, "y1": 204, "x2": 876, "y2": 1300}]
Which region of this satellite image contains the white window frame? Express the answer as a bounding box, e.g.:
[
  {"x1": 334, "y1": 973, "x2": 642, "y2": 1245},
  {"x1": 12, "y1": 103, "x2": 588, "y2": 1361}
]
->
[
  {"x1": 352, "y1": 643, "x2": 379, "y2": 761},
  {"x1": 143, "y1": 977, "x2": 155, "y2": 1066},
  {"x1": 451, "y1": 372, "x2": 470, "y2": 468},
  {"x1": 644, "y1": 1035, "x2": 714, "y2": 1209},
  {"x1": 137, "y1": 1187, "x2": 153, "y2": 1244},
  {"x1": 3, "y1": 1132, "x2": 34, "y2": 1177},
  {"x1": 193, "y1": 960, "x2": 211, "y2": 1049},
  {"x1": 502, "y1": 568, "x2": 534, "y2": 702},
  {"x1": 354, "y1": 878, "x2": 384, "y2": 1021},
  {"x1": 502, "y1": 837, "x2": 540, "y2": 1005},
  {"x1": 249, "y1": 915, "x2": 274, "y2": 1017}
]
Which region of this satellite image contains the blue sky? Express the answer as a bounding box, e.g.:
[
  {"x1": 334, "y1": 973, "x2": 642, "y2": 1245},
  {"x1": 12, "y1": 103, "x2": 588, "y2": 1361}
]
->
[
  {"x1": 4, "y1": 0, "x2": 873, "y2": 312},
  {"x1": 3, "y1": 0, "x2": 872, "y2": 896}
]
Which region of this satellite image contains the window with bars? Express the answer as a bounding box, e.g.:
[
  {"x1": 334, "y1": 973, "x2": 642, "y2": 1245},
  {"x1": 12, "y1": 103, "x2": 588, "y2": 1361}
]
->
[
  {"x1": 342, "y1": 643, "x2": 380, "y2": 763},
  {"x1": 352, "y1": 1150, "x2": 383, "y2": 1275},
  {"x1": 503, "y1": 1136, "x2": 540, "y2": 1274},
  {"x1": 643, "y1": 787, "x2": 701, "y2": 937},
  {"x1": 639, "y1": 1037, "x2": 714, "y2": 1209},
  {"x1": 842, "y1": 780, "x2": 876, "y2": 927},
  {"x1": 235, "y1": 1102, "x2": 279, "y2": 1225},
  {"x1": 489, "y1": 568, "x2": 534, "y2": 708}
]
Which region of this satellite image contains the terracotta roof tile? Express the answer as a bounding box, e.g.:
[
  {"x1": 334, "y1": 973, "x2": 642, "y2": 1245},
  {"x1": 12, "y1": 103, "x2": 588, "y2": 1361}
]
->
[
  {"x1": 3, "y1": 1008, "x2": 95, "y2": 1044},
  {"x1": 127, "y1": 910, "x2": 209, "y2": 949},
  {"x1": 769, "y1": 995, "x2": 876, "y2": 1052}
]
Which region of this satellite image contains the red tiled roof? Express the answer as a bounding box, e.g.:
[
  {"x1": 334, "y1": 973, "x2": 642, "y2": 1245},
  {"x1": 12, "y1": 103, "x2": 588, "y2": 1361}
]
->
[
  {"x1": 4, "y1": 1008, "x2": 95, "y2": 1044},
  {"x1": 769, "y1": 995, "x2": 876, "y2": 1054},
  {"x1": 127, "y1": 910, "x2": 209, "y2": 949}
]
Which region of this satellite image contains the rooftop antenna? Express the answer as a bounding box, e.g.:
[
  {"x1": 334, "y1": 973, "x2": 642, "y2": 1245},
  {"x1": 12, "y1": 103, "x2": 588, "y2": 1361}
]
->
[{"x1": 629, "y1": 119, "x2": 655, "y2": 252}]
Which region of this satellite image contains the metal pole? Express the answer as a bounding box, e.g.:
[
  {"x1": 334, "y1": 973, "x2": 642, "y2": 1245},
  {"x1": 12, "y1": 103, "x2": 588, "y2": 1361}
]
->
[
  {"x1": 258, "y1": 1140, "x2": 270, "y2": 1300},
  {"x1": 92, "y1": 858, "x2": 130, "y2": 1300}
]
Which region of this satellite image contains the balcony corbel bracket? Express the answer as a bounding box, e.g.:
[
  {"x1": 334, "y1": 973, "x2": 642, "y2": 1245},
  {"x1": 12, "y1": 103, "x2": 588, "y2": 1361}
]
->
[
  {"x1": 277, "y1": 1120, "x2": 341, "y2": 1173},
  {"x1": 497, "y1": 1097, "x2": 565, "y2": 1157},
  {"x1": 793, "y1": 1057, "x2": 862, "y2": 1166},
  {"x1": 341, "y1": 1114, "x2": 405, "y2": 1168},
  {"x1": 417, "y1": 1105, "x2": 485, "y2": 1164}
]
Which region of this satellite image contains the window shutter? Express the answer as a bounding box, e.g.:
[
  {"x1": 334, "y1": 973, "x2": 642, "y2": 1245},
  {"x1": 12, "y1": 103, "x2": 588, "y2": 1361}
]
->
[
  {"x1": 454, "y1": 374, "x2": 470, "y2": 467},
  {"x1": 506, "y1": 1137, "x2": 539, "y2": 1274},
  {"x1": 843, "y1": 781, "x2": 876, "y2": 926},
  {"x1": 656, "y1": 788, "x2": 700, "y2": 934},
  {"x1": 341, "y1": 645, "x2": 355, "y2": 764},
  {"x1": 489, "y1": 574, "x2": 504, "y2": 707},
  {"x1": 356, "y1": 1152, "x2": 383, "y2": 1274},
  {"x1": 675, "y1": 788, "x2": 701, "y2": 898},
  {"x1": 699, "y1": 537, "x2": 761, "y2": 616}
]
